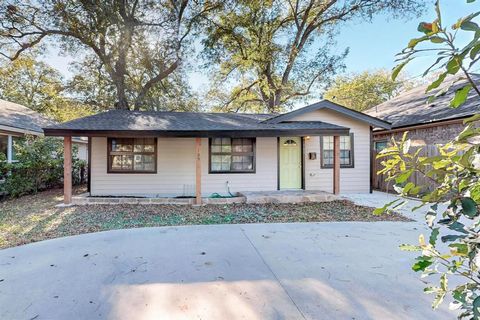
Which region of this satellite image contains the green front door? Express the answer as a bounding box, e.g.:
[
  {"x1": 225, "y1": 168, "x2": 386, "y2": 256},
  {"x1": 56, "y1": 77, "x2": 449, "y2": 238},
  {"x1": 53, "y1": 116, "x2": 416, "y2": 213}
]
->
[{"x1": 279, "y1": 137, "x2": 302, "y2": 189}]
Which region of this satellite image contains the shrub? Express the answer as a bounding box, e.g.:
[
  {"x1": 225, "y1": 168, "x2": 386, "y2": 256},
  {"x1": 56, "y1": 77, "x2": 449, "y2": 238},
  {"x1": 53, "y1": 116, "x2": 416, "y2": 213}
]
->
[{"x1": 0, "y1": 136, "x2": 86, "y2": 198}]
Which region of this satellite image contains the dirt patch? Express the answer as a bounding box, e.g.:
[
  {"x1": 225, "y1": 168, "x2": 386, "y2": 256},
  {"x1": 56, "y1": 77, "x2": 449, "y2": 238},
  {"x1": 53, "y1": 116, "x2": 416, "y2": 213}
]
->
[{"x1": 0, "y1": 186, "x2": 410, "y2": 249}]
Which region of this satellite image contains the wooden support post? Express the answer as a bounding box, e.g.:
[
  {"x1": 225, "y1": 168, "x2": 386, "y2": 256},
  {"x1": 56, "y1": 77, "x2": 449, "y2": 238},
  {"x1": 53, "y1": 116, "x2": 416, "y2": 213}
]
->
[
  {"x1": 64, "y1": 136, "x2": 72, "y2": 204},
  {"x1": 333, "y1": 135, "x2": 340, "y2": 195},
  {"x1": 195, "y1": 137, "x2": 202, "y2": 205}
]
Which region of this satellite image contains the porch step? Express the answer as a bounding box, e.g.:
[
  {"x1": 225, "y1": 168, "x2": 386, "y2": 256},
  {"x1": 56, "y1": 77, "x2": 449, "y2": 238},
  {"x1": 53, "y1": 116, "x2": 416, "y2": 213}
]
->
[{"x1": 238, "y1": 190, "x2": 338, "y2": 204}]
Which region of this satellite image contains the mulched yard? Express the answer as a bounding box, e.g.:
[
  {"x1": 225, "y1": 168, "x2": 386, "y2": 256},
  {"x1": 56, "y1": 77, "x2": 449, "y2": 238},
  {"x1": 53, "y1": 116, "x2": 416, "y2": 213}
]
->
[{"x1": 0, "y1": 186, "x2": 410, "y2": 249}]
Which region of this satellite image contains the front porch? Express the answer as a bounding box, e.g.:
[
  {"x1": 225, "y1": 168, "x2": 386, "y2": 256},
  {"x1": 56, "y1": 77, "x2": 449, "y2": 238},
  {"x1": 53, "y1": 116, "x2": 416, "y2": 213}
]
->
[{"x1": 70, "y1": 189, "x2": 338, "y2": 205}]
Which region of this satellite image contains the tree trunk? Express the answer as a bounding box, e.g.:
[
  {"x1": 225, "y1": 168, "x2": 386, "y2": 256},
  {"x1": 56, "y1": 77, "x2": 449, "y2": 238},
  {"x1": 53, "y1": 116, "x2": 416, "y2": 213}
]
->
[{"x1": 114, "y1": 79, "x2": 129, "y2": 110}]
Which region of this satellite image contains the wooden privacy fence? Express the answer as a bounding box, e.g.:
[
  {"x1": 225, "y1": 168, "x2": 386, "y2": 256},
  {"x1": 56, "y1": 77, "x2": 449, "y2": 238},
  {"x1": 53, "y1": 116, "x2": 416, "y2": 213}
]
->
[{"x1": 372, "y1": 145, "x2": 441, "y2": 193}]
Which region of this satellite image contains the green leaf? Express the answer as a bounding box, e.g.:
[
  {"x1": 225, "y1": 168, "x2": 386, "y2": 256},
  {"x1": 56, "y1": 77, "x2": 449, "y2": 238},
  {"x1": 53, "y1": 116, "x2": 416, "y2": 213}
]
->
[
  {"x1": 430, "y1": 36, "x2": 445, "y2": 43},
  {"x1": 470, "y1": 43, "x2": 480, "y2": 59},
  {"x1": 432, "y1": 291, "x2": 446, "y2": 309},
  {"x1": 440, "y1": 274, "x2": 448, "y2": 291},
  {"x1": 461, "y1": 197, "x2": 478, "y2": 218},
  {"x1": 418, "y1": 22, "x2": 433, "y2": 34},
  {"x1": 450, "y1": 84, "x2": 472, "y2": 108},
  {"x1": 392, "y1": 59, "x2": 412, "y2": 80},
  {"x1": 395, "y1": 169, "x2": 413, "y2": 184},
  {"x1": 473, "y1": 296, "x2": 480, "y2": 318},
  {"x1": 412, "y1": 258, "x2": 433, "y2": 272},
  {"x1": 426, "y1": 72, "x2": 447, "y2": 92},
  {"x1": 441, "y1": 234, "x2": 466, "y2": 243},
  {"x1": 446, "y1": 56, "x2": 462, "y2": 74},
  {"x1": 408, "y1": 35, "x2": 429, "y2": 48},
  {"x1": 429, "y1": 228, "x2": 440, "y2": 246},
  {"x1": 464, "y1": 113, "x2": 480, "y2": 123},
  {"x1": 373, "y1": 199, "x2": 401, "y2": 215},
  {"x1": 399, "y1": 244, "x2": 421, "y2": 251},
  {"x1": 461, "y1": 21, "x2": 480, "y2": 31},
  {"x1": 449, "y1": 243, "x2": 468, "y2": 256}
]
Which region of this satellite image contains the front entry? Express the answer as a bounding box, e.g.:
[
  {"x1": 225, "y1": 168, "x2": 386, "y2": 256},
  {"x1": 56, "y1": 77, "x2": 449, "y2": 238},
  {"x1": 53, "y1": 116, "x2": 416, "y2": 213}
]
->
[{"x1": 279, "y1": 137, "x2": 302, "y2": 189}]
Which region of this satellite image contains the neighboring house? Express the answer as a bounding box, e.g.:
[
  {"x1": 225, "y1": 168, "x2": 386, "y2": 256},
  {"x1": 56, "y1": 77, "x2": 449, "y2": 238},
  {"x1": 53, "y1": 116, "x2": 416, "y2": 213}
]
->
[
  {"x1": 364, "y1": 75, "x2": 480, "y2": 191},
  {"x1": 43, "y1": 100, "x2": 390, "y2": 204},
  {"x1": 0, "y1": 99, "x2": 88, "y2": 162},
  {"x1": 365, "y1": 75, "x2": 480, "y2": 150}
]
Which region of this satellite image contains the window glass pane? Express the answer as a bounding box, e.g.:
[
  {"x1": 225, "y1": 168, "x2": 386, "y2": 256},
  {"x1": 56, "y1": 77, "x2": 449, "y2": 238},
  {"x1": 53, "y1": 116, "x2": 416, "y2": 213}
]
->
[
  {"x1": 0, "y1": 136, "x2": 7, "y2": 159},
  {"x1": 12, "y1": 137, "x2": 23, "y2": 160},
  {"x1": 375, "y1": 141, "x2": 388, "y2": 151},
  {"x1": 210, "y1": 138, "x2": 254, "y2": 172},
  {"x1": 322, "y1": 135, "x2": 353, "y2": 167},
  {"x1": 112, "y1": 138, "x2": 133, "y2": 152},
  {"x1": 109, "y1": 138, "x2": 156, "y2": 172}
]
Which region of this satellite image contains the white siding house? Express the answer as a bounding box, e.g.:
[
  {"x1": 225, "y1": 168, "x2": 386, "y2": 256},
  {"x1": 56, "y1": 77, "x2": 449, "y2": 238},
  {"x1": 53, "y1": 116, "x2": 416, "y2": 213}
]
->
[{"x1": 44, "y1": 100, "x2": 391, "y2": 204}]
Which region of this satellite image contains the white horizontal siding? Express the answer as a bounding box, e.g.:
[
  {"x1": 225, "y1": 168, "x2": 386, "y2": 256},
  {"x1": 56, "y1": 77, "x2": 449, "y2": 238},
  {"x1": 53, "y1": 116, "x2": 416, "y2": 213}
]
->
[
  {"x1": 202, "y1": 137, "x2": 277, "y2": 195},
  {"x1": 292, "y1": 108, "x2": 371, "y2": 193},
  {"x1": 90, "y1": 137, "x2": 277, "y2": 197}
]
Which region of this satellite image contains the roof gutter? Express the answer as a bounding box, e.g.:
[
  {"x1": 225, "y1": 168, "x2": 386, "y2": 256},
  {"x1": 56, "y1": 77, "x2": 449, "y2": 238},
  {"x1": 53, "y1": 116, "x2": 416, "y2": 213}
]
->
[{"x1": 372, "y1": 117, "x2": 469, "y2": 135}]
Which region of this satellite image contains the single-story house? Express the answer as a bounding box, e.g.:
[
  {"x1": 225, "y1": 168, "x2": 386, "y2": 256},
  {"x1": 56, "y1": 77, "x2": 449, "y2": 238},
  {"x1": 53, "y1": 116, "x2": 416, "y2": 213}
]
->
[
  {"x1": 364, "y1": 74, "x2": 480, "y2": 150},
  {"x1": 0, "y1": 99, "x2": 88, "y2": 162},
  {"x1": 43, "y1": 100, "x2": 391, "y2": 205}
]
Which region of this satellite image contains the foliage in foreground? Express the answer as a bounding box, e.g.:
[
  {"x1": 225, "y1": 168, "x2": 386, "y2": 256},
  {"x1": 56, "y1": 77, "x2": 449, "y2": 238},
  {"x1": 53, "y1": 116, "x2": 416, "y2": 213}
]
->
[
  {"x1": 0, "y1": 136, "x2": 86, "y2": 198},
  {"x1": 378, "y1": 0, "x2": 480, "y2": 317}
]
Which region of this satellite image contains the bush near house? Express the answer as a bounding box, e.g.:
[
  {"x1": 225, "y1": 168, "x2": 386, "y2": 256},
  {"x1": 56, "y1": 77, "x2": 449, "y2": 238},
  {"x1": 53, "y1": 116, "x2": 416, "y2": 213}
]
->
[{"x1": 0, "y1": 136, "x2": 86, "y2": 198}]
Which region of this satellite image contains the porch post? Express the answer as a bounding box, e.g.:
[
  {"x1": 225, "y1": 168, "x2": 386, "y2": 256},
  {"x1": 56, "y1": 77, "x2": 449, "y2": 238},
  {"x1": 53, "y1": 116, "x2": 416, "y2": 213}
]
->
[
  {"x1": 195, "y1": 137, "x2": 202, "y2": 205},
  {"x1": 333, "y1": 135, "x2": 340, "y2": 195},
  {"x1": 64, "y1": 136, "x2": 72, "y2": 204},
  {"x1": 6, "y1": 135, "x2": 12, "y2": 163}
]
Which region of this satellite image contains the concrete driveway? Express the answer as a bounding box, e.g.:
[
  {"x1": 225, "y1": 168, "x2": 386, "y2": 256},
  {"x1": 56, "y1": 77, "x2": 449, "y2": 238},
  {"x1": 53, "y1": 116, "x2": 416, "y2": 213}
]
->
[{"x1": 0, "y1": 220, "x2": 454, "y2": 319}]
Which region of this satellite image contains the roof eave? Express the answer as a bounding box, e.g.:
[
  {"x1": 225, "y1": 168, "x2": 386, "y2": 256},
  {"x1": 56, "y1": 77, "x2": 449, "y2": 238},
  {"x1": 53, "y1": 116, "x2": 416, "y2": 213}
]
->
[{"x1": 43, "y1": 127, "x2": 350, "y2": 138}]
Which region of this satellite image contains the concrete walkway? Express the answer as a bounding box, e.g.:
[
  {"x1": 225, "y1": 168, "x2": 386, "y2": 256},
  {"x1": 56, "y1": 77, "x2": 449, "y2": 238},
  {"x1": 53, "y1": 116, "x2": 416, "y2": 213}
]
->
[{"x1": 0, "y1": 222, "x2": 454, "y2": 319}]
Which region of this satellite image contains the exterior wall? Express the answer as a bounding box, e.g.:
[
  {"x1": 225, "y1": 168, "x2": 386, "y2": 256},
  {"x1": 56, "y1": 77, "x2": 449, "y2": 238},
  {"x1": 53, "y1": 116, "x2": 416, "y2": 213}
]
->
[
  {"x1": 290, "y1": 109, "x2": 371, "y2": 193},
  {"x1": 90, "y1": 137, "x2": 277, "y2": 197},
  {"x1": 373, "y1": 120, "x2": 467, "y2": 146}
]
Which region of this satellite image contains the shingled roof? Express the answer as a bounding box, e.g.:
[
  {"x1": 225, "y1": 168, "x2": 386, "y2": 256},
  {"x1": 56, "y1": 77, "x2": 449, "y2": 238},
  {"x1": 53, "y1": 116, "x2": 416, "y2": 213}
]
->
[
  {"x1": 364, "y1": 74, "x2": 480, "y2": 129},
  {"x1": 43, "y1": 109, "x2": 350, "y2": 137},
  {"x1": 0, "y1": 99, "x2": 56, "y2": 133}
]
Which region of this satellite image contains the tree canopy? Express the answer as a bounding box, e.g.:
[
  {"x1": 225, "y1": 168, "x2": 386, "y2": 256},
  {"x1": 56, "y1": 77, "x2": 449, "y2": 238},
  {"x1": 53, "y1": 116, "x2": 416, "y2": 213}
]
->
[
  {"x1": 323, "y1": 69, "x2": 413, "y2": 111},
  {"x1": 0, "y1": 0, "x2": 216, "y2": 110},
  {"x1": 203, "y1": 0, "x2": 425, "y2": 113},
  {"x1": 0, "y1": 52, "x2": 94, "y2": 121}
]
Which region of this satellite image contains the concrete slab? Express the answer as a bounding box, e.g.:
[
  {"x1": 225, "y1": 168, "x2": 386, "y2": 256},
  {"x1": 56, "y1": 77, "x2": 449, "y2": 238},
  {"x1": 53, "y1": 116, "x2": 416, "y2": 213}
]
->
[{"x1": 0, "y1": 222, "x2": 455, "y2": 319}]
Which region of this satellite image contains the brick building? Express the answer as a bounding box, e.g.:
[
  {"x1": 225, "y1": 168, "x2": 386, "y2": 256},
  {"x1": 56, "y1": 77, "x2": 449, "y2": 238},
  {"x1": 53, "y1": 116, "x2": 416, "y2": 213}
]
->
[
  {"x1": 364, "y1": 75, "x2": 480, "y2": 191},
  {"x1": 365, "y1": 75, "x2": 480, "y2": 150}
]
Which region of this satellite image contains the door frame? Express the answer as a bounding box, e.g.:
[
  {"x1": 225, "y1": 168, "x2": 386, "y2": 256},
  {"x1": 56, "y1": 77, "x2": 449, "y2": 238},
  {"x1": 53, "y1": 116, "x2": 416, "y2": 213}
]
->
[{"x1": 277, "y1": 136, "x2": 305, "y2": 190}]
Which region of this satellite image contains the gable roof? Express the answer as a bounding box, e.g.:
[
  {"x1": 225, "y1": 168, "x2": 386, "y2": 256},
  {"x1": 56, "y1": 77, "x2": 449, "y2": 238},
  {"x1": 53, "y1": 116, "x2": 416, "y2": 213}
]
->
[
  {"x1": 0, "y1": 99, "x2": 56, "y2": 134},
  {"x1": 364, "y1": 74, "x2": 480, "y2": 129},
  {"x1": 262, "y1": 99, "x2": 391, "y2": 129},
  {"x1": 43, "y1": 109, "x2": 350, "y2": 137}
]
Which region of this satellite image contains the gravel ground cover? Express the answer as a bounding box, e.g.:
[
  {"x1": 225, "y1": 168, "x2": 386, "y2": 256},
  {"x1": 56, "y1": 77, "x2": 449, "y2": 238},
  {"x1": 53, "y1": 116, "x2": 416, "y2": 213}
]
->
[{"x1": 0, "y1": 186, "x2": 410, "y2": 248}]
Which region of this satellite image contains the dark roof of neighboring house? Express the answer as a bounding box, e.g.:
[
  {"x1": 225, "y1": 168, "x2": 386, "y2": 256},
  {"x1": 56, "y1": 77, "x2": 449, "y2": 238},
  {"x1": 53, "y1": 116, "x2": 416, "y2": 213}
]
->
[
  {"x1": 43, "y1": 109, "x2": 351, "y2": 137},
  {"x1": 0, "y1": 99, "x2": 56, "y2": 133},
  {"x1": 364, "y1": 74, "x2": 480, "y2": 129},
  {"x1": 263, "y1": 100, "x2": 391, "y2": 129}
]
